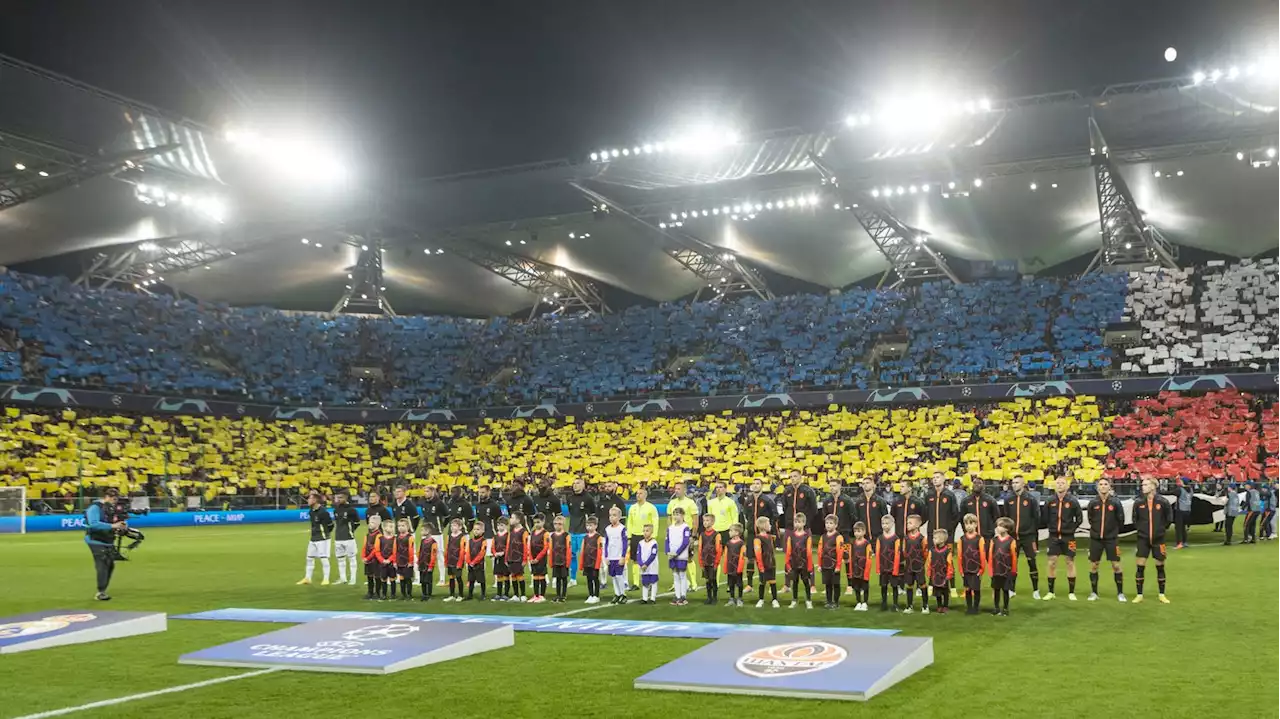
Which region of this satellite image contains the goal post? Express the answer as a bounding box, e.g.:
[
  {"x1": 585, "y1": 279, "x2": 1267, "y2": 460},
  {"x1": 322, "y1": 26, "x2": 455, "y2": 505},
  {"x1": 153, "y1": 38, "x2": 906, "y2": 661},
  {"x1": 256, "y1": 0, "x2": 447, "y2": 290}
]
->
[{"x1": 0, "y1": 486, "x2": 28, "y2": 534}]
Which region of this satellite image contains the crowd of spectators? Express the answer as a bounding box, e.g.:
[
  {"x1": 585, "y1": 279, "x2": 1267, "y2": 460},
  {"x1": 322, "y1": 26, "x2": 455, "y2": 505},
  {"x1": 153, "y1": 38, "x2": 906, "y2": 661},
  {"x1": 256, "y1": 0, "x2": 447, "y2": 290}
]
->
[{"x1": 0, "y1": 260, "x2": 1273, "y2": 410}]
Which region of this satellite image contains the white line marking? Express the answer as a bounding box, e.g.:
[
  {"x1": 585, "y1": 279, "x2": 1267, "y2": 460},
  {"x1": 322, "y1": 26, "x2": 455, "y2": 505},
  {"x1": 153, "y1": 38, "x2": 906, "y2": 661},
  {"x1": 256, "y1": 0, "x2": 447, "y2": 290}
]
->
[
  {"x1": 10, "y1": 668, "x2": 282, "y2": 719},
  {"x1": 546, "y1": 591, "x2": 675, "y2": 618}
]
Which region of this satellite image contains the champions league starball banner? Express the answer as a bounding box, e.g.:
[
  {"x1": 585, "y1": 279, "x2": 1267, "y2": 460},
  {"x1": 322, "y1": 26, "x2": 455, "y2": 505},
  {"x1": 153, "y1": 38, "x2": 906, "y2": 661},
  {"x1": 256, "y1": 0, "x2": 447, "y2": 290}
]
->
[
  {"x1": 0, "y1": 610, "x2": 167, "y2": 654},
  {"x1": 635, "y1": 631, "x2": 933, "y2": 701},
  {"x1": 179, "y1": 618, "x2": 513, "y2": 674}
]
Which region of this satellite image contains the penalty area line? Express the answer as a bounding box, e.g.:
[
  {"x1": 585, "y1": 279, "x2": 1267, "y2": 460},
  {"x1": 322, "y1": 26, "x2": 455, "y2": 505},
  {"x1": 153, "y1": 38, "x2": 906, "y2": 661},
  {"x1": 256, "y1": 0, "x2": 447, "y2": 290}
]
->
[{"x1": 10, "y1": 667, "x2": 282, "y2": 719}]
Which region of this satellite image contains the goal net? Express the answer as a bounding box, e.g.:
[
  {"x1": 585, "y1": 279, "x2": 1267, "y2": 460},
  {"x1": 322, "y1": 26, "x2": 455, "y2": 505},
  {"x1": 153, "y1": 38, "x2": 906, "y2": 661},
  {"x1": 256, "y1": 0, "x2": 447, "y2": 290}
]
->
[{"x1": 0, "y1": 486, "x2": 27, "y2": 534}]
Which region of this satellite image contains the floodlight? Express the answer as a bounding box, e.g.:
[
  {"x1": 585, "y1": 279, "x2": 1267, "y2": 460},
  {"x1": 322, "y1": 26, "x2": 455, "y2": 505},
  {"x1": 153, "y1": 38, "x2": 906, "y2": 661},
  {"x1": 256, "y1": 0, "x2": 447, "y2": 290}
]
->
[
  {"x1": 833, "y1": 203, "x2": 841, "y2": 209},
  {"x1": 301, "y1": 238, "x2": 310, "y2": 244},
  {"x1": 148, "y1": 185, "x2": 165, "y2": 198},
  {"x1": 973, "y1": 178, "x2": 983, "y2": 187},
  {"x1": 146, "y1": 268, "x2": 155, "y2": 275},
  {"x1": 553, "y1": 269, "x2": 566, "y2": 277},
  {"x1": 654, "y1": 141, "x2": 666, "y2": 152},
  {"x1": 920, "y1": 184, "x2": 929, "y2": 192},
  {"x1": 1125, "y1": 242, "x2": 1132, "y2": 250},
  {"x1": 1209, "y1": 68, "x2": 1222, "y2": 81},
  {"x1": 844, "y1": 114, "x2": 858, "y2": 127},
  {"x1": 138, "y1": 241, "x2": 159, "y2": 252},
  {"x1": 1269, "y1": 147, "x2": 1277, "y2": 158},
  {"x1": 670, "y1": 213, "x2": 678, "y2": 220},
  {"x1": 1029, "y1": 182, "x2": 1037, "y2": 190},
  {"x1": 590, "y1": 152, "x2": 599, "y2": 161},
  {"x1": 621, "y1": 148, "x2": 630, "y2": 156},
  {"x1": 568, "y1": 232, "x2": 576, "y2": 239},
  {"x1": 732, "y1": 205, "x2": 741, "y2": 213},
  {"x1": 978, "y1": 97, "x2": 992, "y2": 111},
  {"x1": 948, "y1": 181, "x2": 956, "y2": 189},
  {"x1": 754, "y1": 204, "x2": 762, "y2": 211},
  {"x1": 1051, "y1": 183, "x2": 1058, "y2": 188},
  {"x1": 896, "y1": 186, "x2": 905, "y2": 195},
  {"x1": 505, "y1": 240, "x2": 512, "y2": 245},
  {"x1": 1153, "y1": 170, "x2": 1162, "y2": 177},
  {"x1": 908, "y1": 185, "x2": 918, "y2": 194},
  {"x1": 610, "y1": 149, "x2": 620, "y2": 158},
  {"x1": 766, "y1": 201, "x2": 774, "y2": 210},
  {"x1": 437, "y1": 249, "x2": 444, "y2": 254},
  {"x1": 642, "y1": 144, "x2": 653, "y2": 153},
  {"x1": 1176, "y1": 169, "x2": 1184, "y2": 176},
  {"x1": 1227, "y1": 66, "x2": 1240, "y2": 80},
  {"x1": 659, "y1": 222, "x2": 667, "y2": 229},
  {"x1": 712, "y1": 208, "x2": 720, "y2": 215},
  {"x1": 871, "y1": 189, "x2": 880, "y2": 198},
  {"x1": 806, "y1": 194, "x2": 818, "y2": 205},
  {"x1": 1192, "y1": 71, "x2": 1206, "y2": 84},
  {"x1": 424, "y1": 248, "x2": 431, "y2": 254},
  {"x1": 314, "y1": 243, "x2": 322, "y2": 248},
  {"x1": 1237, "y1": 152, "x2": 1245, "y2": 160},
  {"x1": 13, "y1": 163, "x2": 25, "y2": 171},
  {"x1": 361, "y1": 244, "x2": 369, "y2": 251},
  {"x1": 361, "y1": 294, "x2": 368, "y2": 300},
  {"x1": 680, "y1": 211, "x2": 688, "y2": 219},
  {"x1": 632, "y1": 147, "x2": 640, "y2": 155},
  {"x1": 181, "y1": 195, "x2": 193, "y2": 206},
  {"x1": 1164, "y1": 47, "x2": 1177, "y2": 62},
  {"x1": 785, "y1": 198, "x2": 796, "y2": 208}
]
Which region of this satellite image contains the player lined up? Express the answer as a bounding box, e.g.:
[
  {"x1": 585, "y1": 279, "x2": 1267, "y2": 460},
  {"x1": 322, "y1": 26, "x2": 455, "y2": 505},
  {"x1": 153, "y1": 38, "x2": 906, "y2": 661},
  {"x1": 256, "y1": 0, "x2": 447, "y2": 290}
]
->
[{"x1": 332, "y1": 476, "x2": 1176, "y2": 610}]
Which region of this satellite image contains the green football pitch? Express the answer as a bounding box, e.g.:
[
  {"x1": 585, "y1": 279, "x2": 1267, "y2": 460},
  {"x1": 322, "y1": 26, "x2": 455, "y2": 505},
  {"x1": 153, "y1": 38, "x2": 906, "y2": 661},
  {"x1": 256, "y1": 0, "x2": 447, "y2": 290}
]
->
[{"x1": 1, "y1": 522, "x2": 1275, "y2": 719}]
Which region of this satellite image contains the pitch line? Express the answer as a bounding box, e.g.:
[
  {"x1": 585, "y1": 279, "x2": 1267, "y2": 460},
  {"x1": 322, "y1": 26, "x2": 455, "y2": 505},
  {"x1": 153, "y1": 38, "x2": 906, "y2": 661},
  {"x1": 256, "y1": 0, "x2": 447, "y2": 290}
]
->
[{"x1": 9, "y1": 668, "x2": 282, "y2": 719}]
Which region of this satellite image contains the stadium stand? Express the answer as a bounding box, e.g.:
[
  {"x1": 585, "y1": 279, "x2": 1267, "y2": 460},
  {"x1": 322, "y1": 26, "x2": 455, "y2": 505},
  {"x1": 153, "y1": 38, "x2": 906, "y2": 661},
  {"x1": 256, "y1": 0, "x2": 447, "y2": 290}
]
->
[
  {"x1": 9, "y1": 392, "x2": 1250, "y2": 503},
  {"x1": 0, "y1": 262, "x2": 1273, "y2": 409},
  {"x1": 1105, "y1": 390, "x2": 1265, "y2": 483}
]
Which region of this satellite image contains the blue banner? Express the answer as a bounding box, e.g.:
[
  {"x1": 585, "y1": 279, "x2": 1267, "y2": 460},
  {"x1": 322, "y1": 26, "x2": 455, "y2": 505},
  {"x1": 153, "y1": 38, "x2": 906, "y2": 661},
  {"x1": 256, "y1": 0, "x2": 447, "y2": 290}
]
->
[
  {"x1": 636, "y1": 631, "x2": 934, "y2": 701},
  {"x1": 176, "y1": 607, "x2": 897, "y2": 640},
  {"x1": 0, "y1": 610, "x2": 167, "y2": 654},
  {"x1": 180, "y1": 618, "x2": 513, "y2": 675},
  {"x1": 7, "y1": 508, "x2": 311, "y2": 534}
]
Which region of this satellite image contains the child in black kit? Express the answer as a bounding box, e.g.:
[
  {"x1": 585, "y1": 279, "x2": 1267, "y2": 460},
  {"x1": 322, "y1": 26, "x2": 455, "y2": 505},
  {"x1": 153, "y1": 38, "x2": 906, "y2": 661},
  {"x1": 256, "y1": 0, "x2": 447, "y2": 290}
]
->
[
  {"x1": 876, "y1": 515, "x2": 904, "y2": 611},
  {"x1": 416, "y1": 523, "x2": 439, "y2": 601},
  {"x1": 927, "y1": 528, "x2": 954, "y2": 613},
  {"x1": 987, "y1": 517, "x2": 1018, "y2": 616}
]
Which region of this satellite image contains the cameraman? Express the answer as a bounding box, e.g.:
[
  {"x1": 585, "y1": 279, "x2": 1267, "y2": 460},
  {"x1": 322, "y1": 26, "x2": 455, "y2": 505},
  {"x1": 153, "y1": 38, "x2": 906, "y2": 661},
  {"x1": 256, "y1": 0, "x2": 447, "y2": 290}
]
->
[{"x1": 85, "y1": 488, "x2": 127, "y2": 601}]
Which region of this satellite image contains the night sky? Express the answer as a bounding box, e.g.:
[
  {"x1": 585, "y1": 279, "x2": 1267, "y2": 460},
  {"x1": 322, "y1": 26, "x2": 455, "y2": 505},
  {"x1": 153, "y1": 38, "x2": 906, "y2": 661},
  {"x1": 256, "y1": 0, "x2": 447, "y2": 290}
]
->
[{"x1": 1, "y1": 0, "x2": 1275, "y2": 178}]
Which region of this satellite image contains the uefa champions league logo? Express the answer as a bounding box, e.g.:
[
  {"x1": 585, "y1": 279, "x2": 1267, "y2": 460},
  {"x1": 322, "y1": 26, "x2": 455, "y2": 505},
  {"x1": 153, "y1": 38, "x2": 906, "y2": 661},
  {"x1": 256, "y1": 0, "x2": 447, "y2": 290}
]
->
[{"x1": 340, "y1": 624, "x2": 420, "y2": 642}]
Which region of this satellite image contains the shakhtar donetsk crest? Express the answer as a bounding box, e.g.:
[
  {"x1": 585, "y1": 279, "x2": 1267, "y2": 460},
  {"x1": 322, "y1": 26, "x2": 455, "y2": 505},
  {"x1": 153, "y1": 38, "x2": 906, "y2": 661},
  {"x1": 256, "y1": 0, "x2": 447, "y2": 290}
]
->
[{"x1": 735, "y1": 641, "x2": 847, "y2": 678}]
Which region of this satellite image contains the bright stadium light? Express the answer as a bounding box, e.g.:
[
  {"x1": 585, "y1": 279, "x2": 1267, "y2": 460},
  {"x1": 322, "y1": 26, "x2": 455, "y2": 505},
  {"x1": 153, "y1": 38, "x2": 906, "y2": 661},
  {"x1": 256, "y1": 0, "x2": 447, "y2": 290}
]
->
[
  {"x1": 1153, "y1": 170, "x2": 1162, "y2": 177},
  {"x1": 1164, "y1": 47, "x2": 1177, "y2": 62},
  {"x1": 361, "y1": 244, "x2": 369, "y2": 251},
  {"x1": 1192, "y1": 71, "x2": 1206, "y2": 84},
  {"x1": 1268, "y1": 147, "x2": 1277, "y2": 158},
  {"x1": 973, "y1": 178, "x2": 983, "y2": 188},
  {"x1": 871, "y1": 189, "x2": 880, "y2": 198},
  {"x1": 642, "y1": 144, "x2": 653, "y2": 154},
  {"x1": 301, "y1": 238, "x2": 310, "y2": 244},
  {"x1": 1227, "y1": 66, "x2": 1240, "y2": 80},
  {"x1": 610, "y1": 149, "x2": 620, "y2": 158},
  {"x1": 908, "y1": 185, "x2": 918, "y2": 194},
  {"x1": 1209, "y1": 68, "x2": 1223, "y2": 81},
  {"x1": 1029, "y1": 182, "x2": 1038, "y2": 190},
  {"x1": 920, "y1": 183, "x2": 929, "y2": 192},
  {"x1": 138, "y1": 241, "x2": 159, "y2": 252},
  {"x1": 590, "y1": 152, "x2": 599, "y2": 161},
  {"x1": 13, "y1": 163, "x2": 25, "y2": 171},
  {"x1": 978, "y1": 97, "x2": 992, "y2": 111},
  {"x1": 1237, "y1": 151, "x2": 1246, "y2": 160}
]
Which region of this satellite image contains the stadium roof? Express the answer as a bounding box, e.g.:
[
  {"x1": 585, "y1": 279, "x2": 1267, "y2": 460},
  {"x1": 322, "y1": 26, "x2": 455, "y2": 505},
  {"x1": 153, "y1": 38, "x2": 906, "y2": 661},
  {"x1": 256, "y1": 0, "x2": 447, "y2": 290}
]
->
[{"x1": 1, "y1": 55, "x2": 1276, "y2": 316}]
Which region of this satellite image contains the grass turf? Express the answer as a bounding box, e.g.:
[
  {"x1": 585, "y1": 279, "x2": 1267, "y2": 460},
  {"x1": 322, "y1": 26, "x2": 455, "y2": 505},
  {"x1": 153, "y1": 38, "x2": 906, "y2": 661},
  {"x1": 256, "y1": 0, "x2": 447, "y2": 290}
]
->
[{"x1": 0, "y1": 522, "x2": 1275, "y2": 718}]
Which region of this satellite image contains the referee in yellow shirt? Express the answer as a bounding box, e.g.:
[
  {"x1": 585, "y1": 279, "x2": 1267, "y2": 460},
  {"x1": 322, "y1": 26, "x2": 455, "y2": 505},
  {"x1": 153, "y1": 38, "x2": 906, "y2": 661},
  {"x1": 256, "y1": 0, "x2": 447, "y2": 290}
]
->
[
  {"x1": 705, "y1": 481, "x2": 740, "y2": 581},
  {"x1": 626, "y1": 486, "x2": 659, "y2": 589},
  {"x1": 666, "y1": 479, "x2": 702, "y2": 591}
]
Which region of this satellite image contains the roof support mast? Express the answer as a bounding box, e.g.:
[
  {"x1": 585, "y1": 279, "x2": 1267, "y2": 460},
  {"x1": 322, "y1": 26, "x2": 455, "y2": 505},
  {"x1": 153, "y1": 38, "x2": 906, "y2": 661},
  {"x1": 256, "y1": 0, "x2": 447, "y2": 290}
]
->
[
  {"x1": 809, "y1": 152, "x2": 960, "y2": 287},
  {"x1": 568, "y1": 181, "x2": 773, "y2": 302},
  {"x1": 1081, "y1": 117, "x2": 1179, "y2": 274}
]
